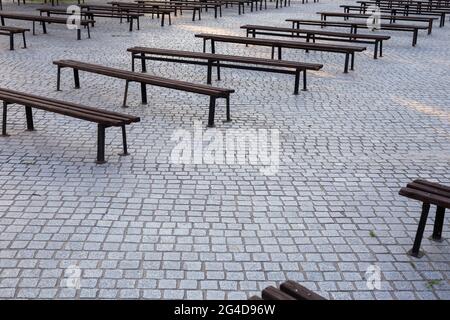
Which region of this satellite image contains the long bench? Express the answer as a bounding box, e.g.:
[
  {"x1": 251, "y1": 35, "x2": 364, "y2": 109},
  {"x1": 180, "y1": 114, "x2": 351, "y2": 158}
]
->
[
  {"x1": 107, "y1": 2, "x2": 175, "y2": 26},
  {"x1": 318, "y1": 11, "x2": 436, "y2": 34},
  {"x1": 127, "y1": 47, "x2": 323, "y2": 94},
  {"x1": 286, "y1": 19, "x2": 429, "y2": 46},
  {"x1": 195, "y1": 33, "x2": 366, "y2": 73},
  {"x1": 341, "y1": 5, "x2": 447, "y2": 27},
  {"x1": 37, "y1": 7, "x2": 143, "y2": 32},
  {"x1": 241, "y1": 24, "x2": 390, "y2": 59},
  {"x1": 53, "y1": 60, "x2": 234, "y2": 127},
  {"x1": 0, "y1": 87, "x2": 140, "y2": 164},
  {"x1": 0, "y1": 26, "x2": 29, "y2": 50},
  {"x1": 0, "y1": 12, "x2": 94, "y2": 40},
  {"x1": 399, "y1": 179, "x2": 449, "y2": 258},
  {"x1": 249, "y1": 280, "x2": 327, "y2": 300}
]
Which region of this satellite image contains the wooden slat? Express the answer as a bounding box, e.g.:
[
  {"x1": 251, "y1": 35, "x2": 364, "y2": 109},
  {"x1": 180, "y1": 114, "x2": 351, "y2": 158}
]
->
[
  {"x1": 195, "y1": 33, "x2": 367, "y2": 52},
  {"x1": 407, "y1": 182, "x2": 450, "y2": 199},
  {"x1": 241, "y1": 24, "x2": 391, "y2": 40},
  {"x1": 280, "y1": 280, "x2": 326, "y2": 300},
  {"x1": 127, "y1": 47, "x2": 324, "y2": 70},
  {"x1": 261, "y1": 286, "x2": 296, "y2": 300},
  {"x1": 399, "y1": 187, "x2": 450, "y2": 209},
  {"x1": 53, "y1": 60, "x2": 234, "y2": 97},
  {"x1": 0, "y1": 88, "x2": 140, "y2": 126},
  {"x1": 414, "y1": 179, "x2": 450, "y2": 193}
]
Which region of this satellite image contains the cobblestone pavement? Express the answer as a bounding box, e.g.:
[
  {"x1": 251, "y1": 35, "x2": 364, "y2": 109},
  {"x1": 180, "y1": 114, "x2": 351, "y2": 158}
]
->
[{"x1": 0, "y1": 0, "x2": 449, "y2": 300}]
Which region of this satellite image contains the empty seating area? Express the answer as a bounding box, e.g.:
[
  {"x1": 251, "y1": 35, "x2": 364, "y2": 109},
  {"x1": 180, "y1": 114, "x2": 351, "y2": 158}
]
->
[{"x1": 0, "y1": 0, "x2": 449, "y2": 302}]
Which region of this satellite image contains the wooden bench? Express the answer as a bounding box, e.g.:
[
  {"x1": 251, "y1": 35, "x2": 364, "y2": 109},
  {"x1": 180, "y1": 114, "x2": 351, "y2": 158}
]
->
[
  {"x1": 127, "y1": 47, "x2": 323, "y2": 94},
  {"x1": 53, "y1": 60, "x2": 234, "y2": 128},
  {"x1": 318, "y1": 11, "x2": 437, "y2": 34},
  {"x1": 106, "y1": 3, "x2": 175, "y2": 26},
  {"x1": 241, "y1": 24, "x2": 390, "y2": 59},
  {"x1": 0, "y1": 87, "x2": 140, "y2": 164},
  {"x1": 0, "y1": 12, "x2": 94, "y2": 40},
  {"x1": 37, "y1": 7, "x2": 143, "y2": 32},
  {"x1": 249, "y1": 281, "x2": 327, "y2": 300},
  {"x1": 286, "y1": 19, "x2": 429, "y2": 46},
  {"x1": 0, "y1": 26, "x2": 29, "y2": 50},
  {"x1": 135, "y1": 0, "x2": 223, "y2": 20},
  {"x1": 195, "y1": 33, "x2": 366, "y2": 73},
  {"x1": 341, "y1": 4, "x2": 447, "y2": 27},
  {"x1": 399, "y1": 179, "x2": 449, "y2": 258}
]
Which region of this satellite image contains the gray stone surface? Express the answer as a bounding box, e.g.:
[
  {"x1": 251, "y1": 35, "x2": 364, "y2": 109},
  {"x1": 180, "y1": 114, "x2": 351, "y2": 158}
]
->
[{"x1": 0, "y1": 0, "x2": 449, "y2": 300}]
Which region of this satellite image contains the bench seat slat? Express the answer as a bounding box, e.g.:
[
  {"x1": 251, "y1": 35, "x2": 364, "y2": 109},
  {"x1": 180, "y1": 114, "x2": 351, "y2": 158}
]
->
[
  {"x1": 261, "y1": 286, "x2": 296, "y2": 300},
  {"x1": 407, "y1": 182, "x2": 450, "y2": 199},
  {"x1": 414, "y1": 179, "x2": 450, "y2": 193},
  {"x1": 280, "y1": 280, "x2": 327, "y2": 300},
  {"x1": 0, "y1": 89, "x2": 139, "y2": 126},
  {"x1": 399, "y1": 187, "x2": 450, "y2": 209},
  {"x1": 54, "y1": 60, "x2": 234, "y2": 97},
  {"x1": 195, "y1": 33, "x2": 367, "y2": 52},
  {"x1": 241, "y1": 24, "x2": 391, "y2": 40},
  {"x1": 127, "y1": 47, "x2": 323, "y2": 70}
]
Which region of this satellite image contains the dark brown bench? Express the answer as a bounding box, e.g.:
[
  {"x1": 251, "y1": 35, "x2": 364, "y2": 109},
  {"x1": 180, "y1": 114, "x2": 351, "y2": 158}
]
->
[
  {"x1": 241, "y1": 24, "x2": 390, "y2": 59},
  {"x1": 341, "y1": 4, "x2": 447, "y2": 27},
  {"x1": 0, "y1": 87, "x2": 140, "y2": 164},
  {"x1": 195, "y1": 33, "x2": 366, "y2": 73},
  {"x1": 399, "y1": 179, "x2": 449, "y2": 258},
  {"x1": 286, "y1": 19, "x2": 429, "y2": 46},
  {"x1": 37, "y1": 7, "x2": 143, "y2": 32},
  {"x1": 99, "y1": 3, "x2": 175, "y2": 27},
  {"x1": 249, "y1": 281, "x2": 327, "y2": 300},
  {"x1": 127, "y1": 47, "x2": 323, "y2": 94},
  {"x1": 0, "y1": 12, "x2": 94, "y2": 40},
  {"x1": 0, "y1": 26, "x2": 29, "y2": 50},
  {"x1": 53, "y1": 60, "x2": 234, "y2": 128},
  {"x1": 318, "y1": 11, "x2": 436, "y2": 34}
]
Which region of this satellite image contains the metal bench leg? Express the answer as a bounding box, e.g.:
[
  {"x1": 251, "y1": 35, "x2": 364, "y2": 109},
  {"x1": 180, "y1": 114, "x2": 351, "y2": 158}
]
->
[
  {"x1": 77, "y1": 29, "x2": 81, "y2": 40},
  {"x1": 380, "y1": 40, "x2": 383, "y2": 57},
  {"x1": 431, "y1": 206, "x2": 445, "y2": 242},
  {"x1": 87, "y1": 25, "x2": 91, "y2": 39},
  {"x1": 303, "y1": 70, "x2": 307, "y2": 91},
  {"x1": 207, "y1": 97, "x2": 216, "y2": 128},
  {"x1": 344, "y1": 53, "x2": 349, "y2": 73},
  {"x1": 2, "y1": 102, "x2": 8, "y2": 136},
  {"x1": 42, "y1": 22, "x2": 47, "y2": 34},
  {"x1": 25, "y1": 106, "x2": 34, "y2": 131},
  {"x1": 217, "y1": 61, "x2": 221, "y2": 81},
  {"x1": 294, "y1": 69, "x2": 300, "y2": 95},
  {"x1": 408, "y1": 202, "x2": 430, "y2": 258},
  {"x1": 225, "y1": 97, "x2": 231, "y2": 122},
  {"x1": 140, "y1": 83, "x2": 147, "y2": 105},
  {"x1": 412, "y1": 29, "x2": 418, "y2": 47},
  {"x1": 207, "y1": 60, "x2": 212, "y2": 85},
  {"x1": 22, "y1": 32, "x2": 27, "y2": 48},
  {"x1": 73, "y1": 69, "x2": 80, "y2": 89},
  {"x1": 122, "y1": 80, "x2": 130, "y2": 108},
  {"x1": 96, "y1": 124, "x2": 106, "y2": 164},
  {"x1": 9, "y1": 34, "x2": 14, "y2": 50},
  {"x1": 350, "y1": 53, "x2": 355, "y2": 70},
  {"x1": 119, "y1": 125, "x2": 129, "y2": 156},
  {"x1": 32, "y1": 21, "x2": 36, "y2": 35},
  {"x1": 141, "y1": 53, "x2": 147, "y2": 73},
  {"x1": 56, "y1": 66, "x2": 62, "y2": 91},
  {"x1": 374, "y1": 41, "x2": 378, "y2": 59},
  {"x1": 131, "y1": 55, "x2": 135, "y2": 72}
]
